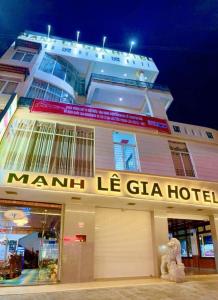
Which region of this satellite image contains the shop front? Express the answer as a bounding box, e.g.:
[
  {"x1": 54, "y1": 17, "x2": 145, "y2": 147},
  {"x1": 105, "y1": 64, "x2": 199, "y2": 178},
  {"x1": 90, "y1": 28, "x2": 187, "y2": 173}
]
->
[
  {"x1": 0, "y1": 199, "x2": 61, "y2": 285},
  {"x1": 0, "y1": 169, "x2": 218, "y2": 285}
]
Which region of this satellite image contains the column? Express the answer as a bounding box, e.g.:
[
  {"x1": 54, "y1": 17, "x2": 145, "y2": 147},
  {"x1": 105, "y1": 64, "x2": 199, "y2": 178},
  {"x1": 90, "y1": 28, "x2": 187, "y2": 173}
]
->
[
  {"x1": 61, "y1": 203, "x2": 95, "y2": 283},
  {"x1": 151, "y1": 209, "x2": 169, "y2": 276},
  {"x1": 209, "y1": 214, "x2": 218, "y2": 271}
]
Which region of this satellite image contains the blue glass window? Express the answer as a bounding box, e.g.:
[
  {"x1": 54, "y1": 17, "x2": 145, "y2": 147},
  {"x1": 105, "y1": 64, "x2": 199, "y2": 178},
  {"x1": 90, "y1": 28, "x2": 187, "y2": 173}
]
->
[{"x1": 113, "y1": 132, "x2": 139, "y2": 171}]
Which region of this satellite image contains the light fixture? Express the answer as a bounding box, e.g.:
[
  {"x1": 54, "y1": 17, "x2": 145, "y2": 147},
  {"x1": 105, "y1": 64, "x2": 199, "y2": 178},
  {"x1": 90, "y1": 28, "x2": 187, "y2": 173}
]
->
[
  {"x1": 119, "y1": 97, "x2": 123, "y2": 101},
  {"x1": 129, "y1": 40, "x2": 135, "y2": 54},
  {"x1": 76, "y1": 30, "x2": 80, "y2": 43},
  {"x1": 102, "y1": 36, "x2": 107, "y2": 49},
  {"x1": 123, "y1": 73, "x2": 127, "y2": 77},
  {"x1": 14, "y1": 217, "x2": 28, "y2": 226},
  {"x1": 101, "y1": 69, "x2": 104, "y2": 73},
  {"x1": 47, "y1": 25, "x2": 51, "y2": 39}
]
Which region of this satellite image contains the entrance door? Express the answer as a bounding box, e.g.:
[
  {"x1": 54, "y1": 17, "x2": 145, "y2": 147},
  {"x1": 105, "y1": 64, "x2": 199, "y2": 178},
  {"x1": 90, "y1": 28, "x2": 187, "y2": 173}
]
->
[
  {"x1": 168, "y1": 218, "x2": 216, "y2": 274},
  {"x1": 94, "y1": 208, "x2": 154, "y2": 279}
]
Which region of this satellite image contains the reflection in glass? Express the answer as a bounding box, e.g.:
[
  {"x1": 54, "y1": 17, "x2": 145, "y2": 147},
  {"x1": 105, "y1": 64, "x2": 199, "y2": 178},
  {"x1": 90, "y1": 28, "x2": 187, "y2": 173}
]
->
[{"x1": 0, "y1": 200, "x2": 61, "y2": 285}]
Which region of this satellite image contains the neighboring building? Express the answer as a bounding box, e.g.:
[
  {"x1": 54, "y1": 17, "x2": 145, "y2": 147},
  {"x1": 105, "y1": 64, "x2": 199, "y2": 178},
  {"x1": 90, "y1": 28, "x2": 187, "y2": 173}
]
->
[{"x1": 0, "y1": 31, "x2": 217, "y2": 285}]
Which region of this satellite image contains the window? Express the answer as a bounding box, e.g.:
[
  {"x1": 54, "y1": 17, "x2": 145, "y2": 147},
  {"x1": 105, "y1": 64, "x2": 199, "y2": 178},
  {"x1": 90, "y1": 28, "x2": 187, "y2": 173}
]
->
[
  {"x1": 169, "y1": 141, "x2": 195, "y2": 177},
  {"x1": 26, "y1": 79, "x2": 74, "y2": 103},
  {"x1": 12, "y1": 51, "x2": 34, "y2": 62},
  {"x1": 113, "y1": 132, "x2": 139, "y2": 171},
  {"x1": 39, "y1": 54, "x2": 85, "y2": 95},
  {"x1": 206, "y1": 131, "x2": 214, "y2": 139},
  {"x1": 0, "y1": 119, "x2": 94, "y2": 177},
  {"x1": 0, "y1": 79, "x2": 18, "y2": 95},
  {"x1": 0, "y1": 199, "x2": 61, "y2": 285},
  {"x1": 173, "y1": 125, "x2": 181, "y2": 133},
  {"x1": 199, "y1": 233, "x2": 214, "y2": 257}
]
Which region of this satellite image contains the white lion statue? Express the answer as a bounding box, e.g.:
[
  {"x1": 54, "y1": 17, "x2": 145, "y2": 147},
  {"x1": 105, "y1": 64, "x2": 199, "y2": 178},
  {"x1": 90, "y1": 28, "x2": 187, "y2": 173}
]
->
[{"x1": 160, "y1": 237, "x2": 185, "y2": 283}]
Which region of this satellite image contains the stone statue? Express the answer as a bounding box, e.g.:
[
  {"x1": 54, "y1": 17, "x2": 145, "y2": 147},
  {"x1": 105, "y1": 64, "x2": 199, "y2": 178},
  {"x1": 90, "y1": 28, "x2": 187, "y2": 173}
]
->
[{"x1": 160, "y1": 238, "x2": 185, "y2": 283}]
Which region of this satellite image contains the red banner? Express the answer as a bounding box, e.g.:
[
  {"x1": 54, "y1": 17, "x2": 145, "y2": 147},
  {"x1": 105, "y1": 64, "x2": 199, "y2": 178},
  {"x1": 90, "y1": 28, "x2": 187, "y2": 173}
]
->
[{"x1": 31, "y1": 99, "x2": 171, "y2": 134}]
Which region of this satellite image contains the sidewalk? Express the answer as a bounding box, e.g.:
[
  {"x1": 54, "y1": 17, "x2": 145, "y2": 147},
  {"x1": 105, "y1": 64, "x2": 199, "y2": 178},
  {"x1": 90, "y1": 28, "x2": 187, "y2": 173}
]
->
[{"x1": 0, "y1": 274, "x2": 218, "y2": 300}]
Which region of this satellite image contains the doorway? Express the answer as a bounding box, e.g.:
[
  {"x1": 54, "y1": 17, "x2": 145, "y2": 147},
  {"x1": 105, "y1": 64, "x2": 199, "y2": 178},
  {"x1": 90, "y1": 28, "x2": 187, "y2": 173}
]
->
[{"x1": 168, "y1": 218, "x2": 216, "y2": 275}]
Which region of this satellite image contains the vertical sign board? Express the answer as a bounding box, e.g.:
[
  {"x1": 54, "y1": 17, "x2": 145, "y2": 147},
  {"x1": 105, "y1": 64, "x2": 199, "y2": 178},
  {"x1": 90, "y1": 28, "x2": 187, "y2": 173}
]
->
[{"x1": 0, "y1": 94, "x2": 18, "y2": 141}]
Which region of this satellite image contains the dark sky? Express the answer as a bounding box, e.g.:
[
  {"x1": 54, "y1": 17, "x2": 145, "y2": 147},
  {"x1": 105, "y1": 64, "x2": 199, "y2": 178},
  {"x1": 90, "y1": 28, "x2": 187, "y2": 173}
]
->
[{"x1": 0, "y1": 0, "x2": 218, "y2": 129}]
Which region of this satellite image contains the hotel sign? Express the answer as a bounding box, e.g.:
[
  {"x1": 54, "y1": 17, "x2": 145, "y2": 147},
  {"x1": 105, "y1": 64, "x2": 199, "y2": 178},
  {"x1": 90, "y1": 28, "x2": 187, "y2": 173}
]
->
[
  {"x1": 2, "y1": 171, "x2": 218, "y2": 208},
  {"x1": 30, "y1": 99, "x2": 171, "y2": 134}
]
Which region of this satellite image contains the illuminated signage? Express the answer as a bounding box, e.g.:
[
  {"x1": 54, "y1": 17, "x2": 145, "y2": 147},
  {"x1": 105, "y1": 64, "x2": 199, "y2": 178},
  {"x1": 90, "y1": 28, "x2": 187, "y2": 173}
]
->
[
  {"x1": 30, "y1": 99, "x2": 171, "y2": 134},
  {"x1": 3, "y1": 171, "x2": 218, "y2": 208},
  {"x1": 0, "y1": 95, "x2": 17, "y2": 141}
]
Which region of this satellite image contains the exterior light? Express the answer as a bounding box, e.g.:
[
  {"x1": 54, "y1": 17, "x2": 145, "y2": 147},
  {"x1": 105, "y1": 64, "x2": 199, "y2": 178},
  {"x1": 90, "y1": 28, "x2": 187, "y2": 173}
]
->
[
  {"x1": 100, "y1": 69, "x2": 104, "y2": 73},
  {"x1": 102, "y1": 36, "x2": 107, "y2": 49},
  {"x1": 129, "y1": 40, "x2": 135, "y2": 54},
  {"x1": 47, "y1": 25, "x2": 51, "y2": 39},
  {"x1": 123, "y1": 73, "x2": 127, "y2": 77},
  {"x1": 76, "y1": 31, "x2": 80, "y2": 43},
  {"x1": 119, "y1": 97, "x2": 123, "y2": 101}
]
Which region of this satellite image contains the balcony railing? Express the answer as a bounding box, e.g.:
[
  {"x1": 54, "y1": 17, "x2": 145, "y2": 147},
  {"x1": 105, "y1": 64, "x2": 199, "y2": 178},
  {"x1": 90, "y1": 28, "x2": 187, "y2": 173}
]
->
[{"x1": 87, "y1": 73, "x2": 170, "y2": 93}]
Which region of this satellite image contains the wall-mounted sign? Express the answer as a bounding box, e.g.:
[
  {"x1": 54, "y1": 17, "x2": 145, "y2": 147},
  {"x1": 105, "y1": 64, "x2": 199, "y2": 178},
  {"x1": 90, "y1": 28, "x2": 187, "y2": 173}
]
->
[
  {"x1": 30, "y1": 99, "x2": 171, "y2": 134},
  {"x1": 2, "y1": 170, "x2": 218, "y2": 208}
]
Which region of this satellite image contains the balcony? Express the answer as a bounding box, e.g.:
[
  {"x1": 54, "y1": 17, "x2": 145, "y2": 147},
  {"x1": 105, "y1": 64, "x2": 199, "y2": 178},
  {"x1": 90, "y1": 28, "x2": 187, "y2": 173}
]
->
[
  {"x1": 86, "y1": 73, "x2": 172, "y2": 117},
  {"x1": 86, "y1": 73, "x2": 170, "y2": 93}
]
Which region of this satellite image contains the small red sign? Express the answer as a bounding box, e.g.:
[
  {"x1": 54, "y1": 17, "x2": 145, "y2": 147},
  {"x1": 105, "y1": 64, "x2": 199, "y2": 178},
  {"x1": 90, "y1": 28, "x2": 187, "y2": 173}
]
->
[{"x1": 31, "y1": 99, "x2": 171, "y2": 134}]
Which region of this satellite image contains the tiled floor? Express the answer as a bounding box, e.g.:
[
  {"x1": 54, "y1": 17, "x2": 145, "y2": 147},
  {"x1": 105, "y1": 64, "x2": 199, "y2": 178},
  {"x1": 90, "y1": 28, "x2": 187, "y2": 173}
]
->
[{"x1": 1, "y1": 275, "x2": 218, "y2": 300}]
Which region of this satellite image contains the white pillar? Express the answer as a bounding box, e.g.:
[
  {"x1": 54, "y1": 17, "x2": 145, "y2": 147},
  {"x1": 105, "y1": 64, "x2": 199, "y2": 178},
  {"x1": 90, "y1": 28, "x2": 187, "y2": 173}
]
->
[
  {"x1": 209, "y1": 214, "x2": 218, "y2": 271},
  {"x1": 151, "y1": 209, "x2": 169, "y2": 276}
]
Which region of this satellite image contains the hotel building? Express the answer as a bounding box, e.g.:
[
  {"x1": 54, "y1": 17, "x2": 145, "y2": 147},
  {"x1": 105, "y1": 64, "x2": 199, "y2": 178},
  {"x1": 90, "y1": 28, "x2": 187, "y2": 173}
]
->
[{"x1": 0, "y1": 31, "x2": 217, "y2": 285}]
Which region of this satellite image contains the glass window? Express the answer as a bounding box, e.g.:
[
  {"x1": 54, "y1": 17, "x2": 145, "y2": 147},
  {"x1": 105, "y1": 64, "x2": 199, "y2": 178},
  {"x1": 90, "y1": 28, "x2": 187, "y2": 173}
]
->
[
  {"x1": 173, "y1": 125, "x2": 181, "y2": 133},
  {"x1": 12, "y1": 51, "x2": 25, "y2": 61},
  {"x1": 206, "y1": 131, "x2": 214, "y2": 139},
  {"x1": 113, "y1": 131, "x2": 139, "y2": 171},
  {"x1": 0, "y1": 199, "x2": 61, "y2": 285},
  {"x1": 39, "y1": 54, "x2": 55, "y2": 74},
  {"x1": 39, "y1": 54, "x2": 84, "y2": 95},
  {"x1": 2, "y1": 82, "x2": 18, "y2": 94},
  {"x1": 169, "y1": 141, "x2": 195, "y2": 177},
  {"x1": 53, "y1": 61, "x2": 67, "y2": 80},
  {"x1": 12, "y1": 51, "x2": 34, "y2": 62},
  {"x1": 23, "y1": 53, "x2": 34, "y2": 62},
  {"x1": 199, "y1": 233, "x2": 214, "y2": 257},
  {"x1": 0, "y1": 119, "x2": 94, "y2": 177},
  {"x1": 0, "y1": 80, "x2": 6, "y2": 91},
  {"x1": 26, "y1": 79, "x2": 74, "y2": 104}
]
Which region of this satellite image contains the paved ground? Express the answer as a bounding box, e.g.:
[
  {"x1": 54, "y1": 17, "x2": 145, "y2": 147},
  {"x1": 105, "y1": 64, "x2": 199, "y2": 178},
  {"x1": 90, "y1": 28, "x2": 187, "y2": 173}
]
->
[{"x1": 1, "y1": 275, "x2": 218, "y2": 300}]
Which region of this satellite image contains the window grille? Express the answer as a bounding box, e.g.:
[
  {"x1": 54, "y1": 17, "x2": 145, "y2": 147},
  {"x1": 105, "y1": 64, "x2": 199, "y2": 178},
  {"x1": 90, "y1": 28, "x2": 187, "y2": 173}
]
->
[
  {"x1": 0, "y1": 79, "x2": 18, "y2": 95},
  {"x1": 169, "y1": 141, "x2": 195, "y2": 177},
  {"x1": 26, "y1": 79, "x2": 74, "y2": 103},
  {"x1": 0, "y1": 119, "x2": 94, "y2": 177}
]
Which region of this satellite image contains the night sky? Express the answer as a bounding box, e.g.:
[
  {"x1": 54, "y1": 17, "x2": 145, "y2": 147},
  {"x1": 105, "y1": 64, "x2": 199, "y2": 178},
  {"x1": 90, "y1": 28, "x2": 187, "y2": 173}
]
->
[{"x1": 0, "y1": 0, "x2": 218, "y2": 129}]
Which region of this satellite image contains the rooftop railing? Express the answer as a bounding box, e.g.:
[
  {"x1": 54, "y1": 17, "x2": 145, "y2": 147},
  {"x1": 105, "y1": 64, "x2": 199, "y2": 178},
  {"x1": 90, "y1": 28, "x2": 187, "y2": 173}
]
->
[{"x1": 88, "y1": 73, "x2": 170, "y2": 92}]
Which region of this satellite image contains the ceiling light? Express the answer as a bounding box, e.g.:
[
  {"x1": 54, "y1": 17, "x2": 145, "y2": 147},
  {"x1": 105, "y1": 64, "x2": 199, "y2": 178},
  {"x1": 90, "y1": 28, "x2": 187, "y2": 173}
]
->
[
  {"x1": 123, "y1": 73, "x2": 127, "y2": 77},
  {"x1": 101, "y1": 69, "x2": 104, "y2": 73},
  {"x1": 119, "y1": 97, "x2": 123, "y2": 101}
]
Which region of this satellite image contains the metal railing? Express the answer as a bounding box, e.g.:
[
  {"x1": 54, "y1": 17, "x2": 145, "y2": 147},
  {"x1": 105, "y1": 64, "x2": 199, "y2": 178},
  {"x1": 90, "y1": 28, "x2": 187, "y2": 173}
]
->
[{"x1": 87, "y1": 73, "x2": 170, "y2": 92}]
